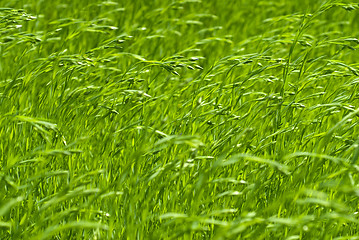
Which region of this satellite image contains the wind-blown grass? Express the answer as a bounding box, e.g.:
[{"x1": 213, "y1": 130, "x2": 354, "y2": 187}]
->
[{"x1": 1, "y1": 0, "x2": 359, "y2": 239}]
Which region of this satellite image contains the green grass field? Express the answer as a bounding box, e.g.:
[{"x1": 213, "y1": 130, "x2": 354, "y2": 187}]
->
[{"x1": 1, "y1": 0, "x2": 359, "y2": 239}]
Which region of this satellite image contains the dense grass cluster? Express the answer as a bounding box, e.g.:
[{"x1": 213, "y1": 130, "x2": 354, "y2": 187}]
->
[{"x1": 1, "y1": 0, "x2": 359, "y2": 239}]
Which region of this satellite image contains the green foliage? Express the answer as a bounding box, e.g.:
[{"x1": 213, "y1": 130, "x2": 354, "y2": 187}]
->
[{"x1": 1, "y1": 0, "x2": 359, "y2": 239}]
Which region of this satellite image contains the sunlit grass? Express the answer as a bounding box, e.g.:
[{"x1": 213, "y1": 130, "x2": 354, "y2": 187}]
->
[{"x1": 1, "y1": 0, "x2": 359, "y2": 239}]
